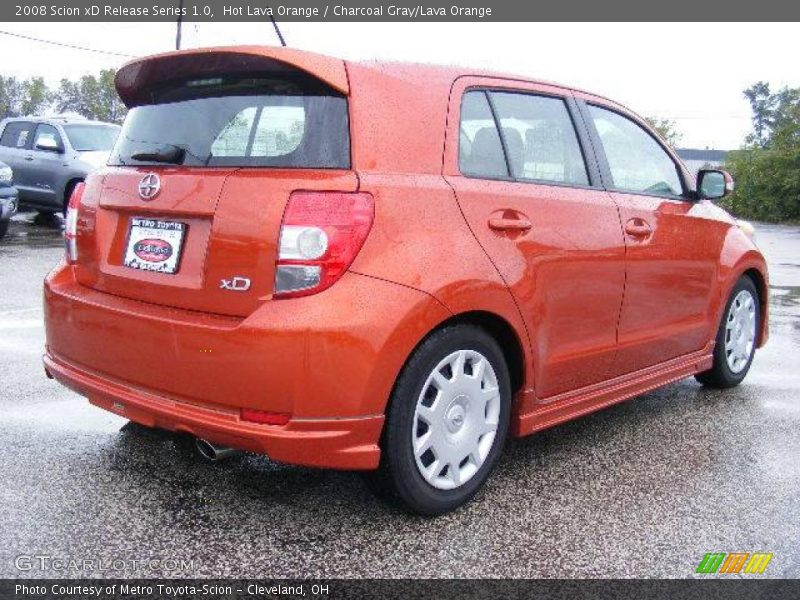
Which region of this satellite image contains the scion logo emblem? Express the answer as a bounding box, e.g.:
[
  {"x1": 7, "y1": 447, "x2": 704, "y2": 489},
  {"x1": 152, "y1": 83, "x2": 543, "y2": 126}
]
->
[
  {"x1": 138, "y1": 173, "x2": 161, "y2": 200},
  {"x1": 220, "y1": 277, "x2": 251, "y2": 291}
]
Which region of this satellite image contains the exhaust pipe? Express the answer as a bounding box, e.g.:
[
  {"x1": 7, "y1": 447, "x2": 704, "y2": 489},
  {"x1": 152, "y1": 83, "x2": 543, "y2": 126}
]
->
[{"x1": 194, "y1": 438, "x2": 239, "y2": 462}]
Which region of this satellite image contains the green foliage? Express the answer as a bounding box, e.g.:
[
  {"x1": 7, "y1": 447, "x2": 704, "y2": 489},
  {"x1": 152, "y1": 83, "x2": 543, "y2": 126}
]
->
[
  {"x1": 0, "y1": 70, "x2": 126, "y2": 123},
  {"x1": 721, "y1": 82, "x2": 800, "y2": 223},
  {"x1": 645, "y1": 117, "x2": 682, "y2": 147},
  {"x1": 55, "y1": 69, "x2": 126, "y2": 123},
  {"x1": 20, "y1": 77, "x2": 51, "y2": 116},
  {"x1": 722, "y1": 147, "x2": 800, "y2": 222},
  {"x1": 0, "y1": 76, "x2": 24, "y2": 118}
]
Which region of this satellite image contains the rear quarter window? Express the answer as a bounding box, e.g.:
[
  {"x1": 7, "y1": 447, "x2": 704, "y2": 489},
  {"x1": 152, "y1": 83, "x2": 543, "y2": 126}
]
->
[
  {"x1": 0, "y1": 122, "x2": 35, "y2": 149},
  {"x1": 458, "y1": 91, "x2": 508, "y2": 179}
]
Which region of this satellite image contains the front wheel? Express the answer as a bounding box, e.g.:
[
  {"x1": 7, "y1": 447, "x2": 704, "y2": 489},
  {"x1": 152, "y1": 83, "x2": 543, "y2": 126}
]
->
[
  {"x1": 378, "y1": 324, "x2": 511, "y2": 515},
  {"x1": 696, "y1": 276, "x2": 760, "y2": 388},
  {"x1": 0, "y1": 219, "x2": 8, "y2": 240}
]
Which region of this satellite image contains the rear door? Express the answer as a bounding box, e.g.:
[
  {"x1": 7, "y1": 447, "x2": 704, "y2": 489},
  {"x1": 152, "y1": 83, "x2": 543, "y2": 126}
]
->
[
  {"x1": 444, "y1": 77, "x2": 626, "y2": 399},
  {"x1": 577, "y1": 98, "x2": 726, "y2": 375},
  {"x1": 74, "y1": 70, "x2": 353, "y2": 317}
]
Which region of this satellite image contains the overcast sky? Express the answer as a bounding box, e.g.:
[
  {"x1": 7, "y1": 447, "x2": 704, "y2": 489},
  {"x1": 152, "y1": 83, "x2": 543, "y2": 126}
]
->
[{"x1": 1, "y1": 22, "x2": 798, "y2": 149}]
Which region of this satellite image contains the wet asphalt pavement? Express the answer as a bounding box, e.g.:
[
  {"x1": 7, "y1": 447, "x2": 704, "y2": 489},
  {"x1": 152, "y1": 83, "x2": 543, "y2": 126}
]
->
[{"x1": 0, "y1": 211, "x2": 798, "y2": 579}]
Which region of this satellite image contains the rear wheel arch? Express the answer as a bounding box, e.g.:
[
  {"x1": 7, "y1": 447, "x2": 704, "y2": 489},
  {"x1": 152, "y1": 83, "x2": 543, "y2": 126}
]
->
[
  {"x1": 380, "y1": 309, "x2": 526, "y2": 427},
  {"x1": 62, "y1": 178, "x2": 83, "y2": 214},
  {"x1": 434, "y1": 311, "x2": 526, "y2": 395},
  {"x1": 371, "y1": 314, "x2": 519, "y2": 513}
]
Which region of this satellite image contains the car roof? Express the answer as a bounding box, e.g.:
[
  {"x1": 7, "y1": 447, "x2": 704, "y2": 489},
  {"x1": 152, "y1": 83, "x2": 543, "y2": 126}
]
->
[
  {"x1": 1, "y1": 116, "x2": 119, "y2": 127},
  {"x1": 116, "y1": 45, "x2": 581, "y2": 97},
  {"x1": 115, "y1": 45, "x2": 629, "y2": 115}
]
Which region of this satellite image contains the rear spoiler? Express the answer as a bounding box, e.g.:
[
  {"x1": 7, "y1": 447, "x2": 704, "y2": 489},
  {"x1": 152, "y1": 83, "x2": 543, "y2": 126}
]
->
[{"x1": 115, "y1": 45, "x2": 349, "y2": 107}]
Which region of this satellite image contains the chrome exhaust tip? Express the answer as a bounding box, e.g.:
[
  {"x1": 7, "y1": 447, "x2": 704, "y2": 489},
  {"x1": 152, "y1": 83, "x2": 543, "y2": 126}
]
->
[{"x1": 195, "y1": 438, "x2": 238, "y2": 462}]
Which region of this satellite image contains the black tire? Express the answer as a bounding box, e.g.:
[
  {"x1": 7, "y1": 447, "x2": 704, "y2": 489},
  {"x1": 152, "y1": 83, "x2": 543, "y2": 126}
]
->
[
  {"x1": 376, "y1": 324, "x2": 512, "y2": 515},
  {"x1": 696, "y1": 276, "x2": 760, "y2": 389},
  {"x1": 0, "y1": 219, "x2": 8, "y2": 240}
]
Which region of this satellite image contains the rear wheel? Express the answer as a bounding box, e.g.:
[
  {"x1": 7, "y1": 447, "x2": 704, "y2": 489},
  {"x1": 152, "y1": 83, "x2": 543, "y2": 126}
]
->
[
  {"x1": 696, "y1": 276, "x2": 760, "y2": 388},
  {"x1": 377, "y1": 324, "x2": 511, "y2": 515}
]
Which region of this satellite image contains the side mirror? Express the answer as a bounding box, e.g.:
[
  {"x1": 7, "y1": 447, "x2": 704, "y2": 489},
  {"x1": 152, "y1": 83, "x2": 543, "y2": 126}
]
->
[
  {"x1": 35, "y1": 137, "x2": 62, "y2": 153},
  {"x1": 697, "y1": 168, "x2": 733, "y2": 200}
]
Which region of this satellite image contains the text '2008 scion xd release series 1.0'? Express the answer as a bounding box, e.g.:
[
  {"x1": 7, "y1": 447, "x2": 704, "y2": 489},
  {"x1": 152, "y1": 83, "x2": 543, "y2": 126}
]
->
[{"x1": 43, "y1": 46, "x2": 768, "y2": 515}]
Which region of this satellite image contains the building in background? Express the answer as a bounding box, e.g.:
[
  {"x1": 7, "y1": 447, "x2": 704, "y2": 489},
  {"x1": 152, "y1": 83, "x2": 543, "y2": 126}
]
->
[{"x1": 677, "y1": 148, "x2": 728, "y2": 175}]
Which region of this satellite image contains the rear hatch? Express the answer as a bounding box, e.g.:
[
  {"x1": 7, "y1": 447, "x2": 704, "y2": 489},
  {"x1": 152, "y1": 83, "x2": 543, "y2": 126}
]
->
[{"x1": 73, "y1": 48, "x2": 355, "y2": 317}]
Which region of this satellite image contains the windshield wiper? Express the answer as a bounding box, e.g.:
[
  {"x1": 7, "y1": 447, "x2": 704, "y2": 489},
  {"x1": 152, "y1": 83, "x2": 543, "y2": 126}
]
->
[{"x1": 129, "y1": 145, "x2": 185, "y2": 164}]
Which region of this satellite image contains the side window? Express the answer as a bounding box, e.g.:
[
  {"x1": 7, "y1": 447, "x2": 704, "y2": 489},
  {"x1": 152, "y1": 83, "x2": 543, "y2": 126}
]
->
[
  {"x1": 588, "y1": 105, "x2": 683, "y2": 197},
  {"x1": 490, "y1": 92, "x2": 589, "y2": 185},
  {"x1": 212, "y1": 107, "x2": 257, "y2": 157},
  {"x1": 33, "y1": 124, "x2": 63, "y2": 150},
  {"x1": 458, "y1": 91, "x2": 508, "y2": 179},
  {"x1": 251, "y1": 106, "x2": 304, "y2": 157},
  {"x1": 0, "y1": 122, "x2": 35, "y2": 149}
]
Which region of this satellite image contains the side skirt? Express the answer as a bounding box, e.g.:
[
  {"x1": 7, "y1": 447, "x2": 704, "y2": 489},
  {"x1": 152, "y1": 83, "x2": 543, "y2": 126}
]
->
[{"x1": 511, "y1": 344, "x2": 714, "y2": 437}]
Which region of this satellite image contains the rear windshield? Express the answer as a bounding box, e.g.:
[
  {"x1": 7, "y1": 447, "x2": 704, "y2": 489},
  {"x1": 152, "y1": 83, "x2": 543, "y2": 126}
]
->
[
  {"x1": 109, "y1": 75, "x2": 350, "y2": 169},
  {"x1": 64, "y1": 124, "x2": 121, "y2": 152}
]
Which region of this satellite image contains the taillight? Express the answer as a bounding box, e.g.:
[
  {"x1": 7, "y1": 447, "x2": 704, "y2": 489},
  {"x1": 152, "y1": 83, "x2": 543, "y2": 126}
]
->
[
  {"x1": 64, "y1": 182, "x2": 85, "y2": 263},
  {"x1": 274, "y1": 191, "x2": 374, "y2": 298}
]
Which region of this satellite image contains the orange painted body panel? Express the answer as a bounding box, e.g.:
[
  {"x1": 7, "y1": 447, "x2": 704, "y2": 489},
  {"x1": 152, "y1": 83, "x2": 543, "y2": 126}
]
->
[
  {"x1": 76, "y1": 167, "x2": 358, "y2": 316},
  {"x1": 43, "y1": 46, "x2": 769, "y2": 470},
  {"x1": 607, "y1": 194, "x2": 731, "y2": 376}
]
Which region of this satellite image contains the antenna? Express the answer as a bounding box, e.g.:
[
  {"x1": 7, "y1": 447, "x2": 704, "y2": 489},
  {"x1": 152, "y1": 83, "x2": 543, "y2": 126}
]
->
[
  {"x1": 266, "y1": 4, "x2": 287, "y2": 46},
  {"x1": 176, "y1": 0, "x2": 185, "y2": 50}
]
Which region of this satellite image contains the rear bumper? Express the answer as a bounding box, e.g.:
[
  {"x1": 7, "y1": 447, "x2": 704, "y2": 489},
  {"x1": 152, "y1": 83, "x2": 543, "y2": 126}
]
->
[
  {"x1": 44, "y1": 352, "x2": 383, "y2": 469},
  {"x1": 43, "y1": 263, "x2": 450, "y2": 470}
]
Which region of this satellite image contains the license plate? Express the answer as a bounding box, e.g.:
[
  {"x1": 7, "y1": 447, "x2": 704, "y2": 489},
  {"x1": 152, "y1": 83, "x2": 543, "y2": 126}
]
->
[{"x1": 123, "y1": 217, "x2": 186, "y2": 274}]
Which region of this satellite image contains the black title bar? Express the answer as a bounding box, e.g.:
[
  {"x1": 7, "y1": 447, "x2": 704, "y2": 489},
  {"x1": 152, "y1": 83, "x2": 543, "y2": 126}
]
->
[
  {"x1": 6, "y1": 0, "x2": 800, "y2": 22},
  {"x1": 4, "y1": 579, "x2": 800, "y2": 600}
]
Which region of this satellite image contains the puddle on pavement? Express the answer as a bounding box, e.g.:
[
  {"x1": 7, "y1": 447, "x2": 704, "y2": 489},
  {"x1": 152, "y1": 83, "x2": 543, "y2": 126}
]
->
[
  {"x1": 770, "y1": 285, "x2": 800, "y2": 308},
  {"x1": 0, "y1": 211, "x2": 64, "y2": 251}
]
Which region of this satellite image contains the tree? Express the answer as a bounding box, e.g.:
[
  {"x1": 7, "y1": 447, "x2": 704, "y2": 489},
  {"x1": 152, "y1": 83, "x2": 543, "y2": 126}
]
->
[
  {"x1": 55, "y1": 69, "x2": 126, "y2": 123},
  {"x1": 95, "y1": 69, "x2": 126, "y2": 123},
  {"x1": 0, "y1": 70, "x2": 128, "y2": 123},
  {"x1": 645, "y1": 117, "x2": 682, "y2": 147},
  {"x1": 743, "y1": 82, "x2": 775, "y2": 148},
  {"x1": 722, "y1": 83, "x2": 800, "y2": 222},
  {"x1": 20, "y1": 77, "x2": 51, "y2": 116},
  {"x1": 0, "y1": 76, "x2": 25, "y2": 118}
]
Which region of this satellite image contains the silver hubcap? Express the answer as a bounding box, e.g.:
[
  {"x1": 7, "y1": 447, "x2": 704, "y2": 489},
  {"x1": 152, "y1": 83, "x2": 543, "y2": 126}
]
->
[
  {"x1": 725, "y1": 289, "x2": 757, "y2": 374},
  {"x1": 412, "y1": 349, "x2": 501, "y2": 490}
]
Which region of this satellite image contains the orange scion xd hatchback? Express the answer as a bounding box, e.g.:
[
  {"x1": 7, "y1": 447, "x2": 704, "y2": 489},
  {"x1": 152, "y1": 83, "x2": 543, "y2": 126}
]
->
[{"x1": 43, "y1": 46, "x2": 768, "y2": 515}]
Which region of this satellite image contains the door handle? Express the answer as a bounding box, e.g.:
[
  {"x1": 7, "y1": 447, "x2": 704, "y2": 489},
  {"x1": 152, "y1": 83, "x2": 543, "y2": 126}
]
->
[
  {"x1": 24, "y1": 155, "x2": 34, "y2": 161},
  {"x1": 624, "y1": 218, "x2": 652, "y2": 237},
  {"x1": 488, "y1": 217, "x2": 532, "y2": 231}
]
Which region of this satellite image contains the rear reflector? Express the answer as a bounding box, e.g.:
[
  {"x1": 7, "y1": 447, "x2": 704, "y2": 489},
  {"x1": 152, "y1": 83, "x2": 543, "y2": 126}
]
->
[
  {"x1": 274, "y1": 191, "x2": 374, "y2": 298},
  {"x1": 240, "y1": 408, "x2": 291, "y2": 426},
  {"x1": 64, "y1": 182, "x2": 86, "y2": 263}
]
